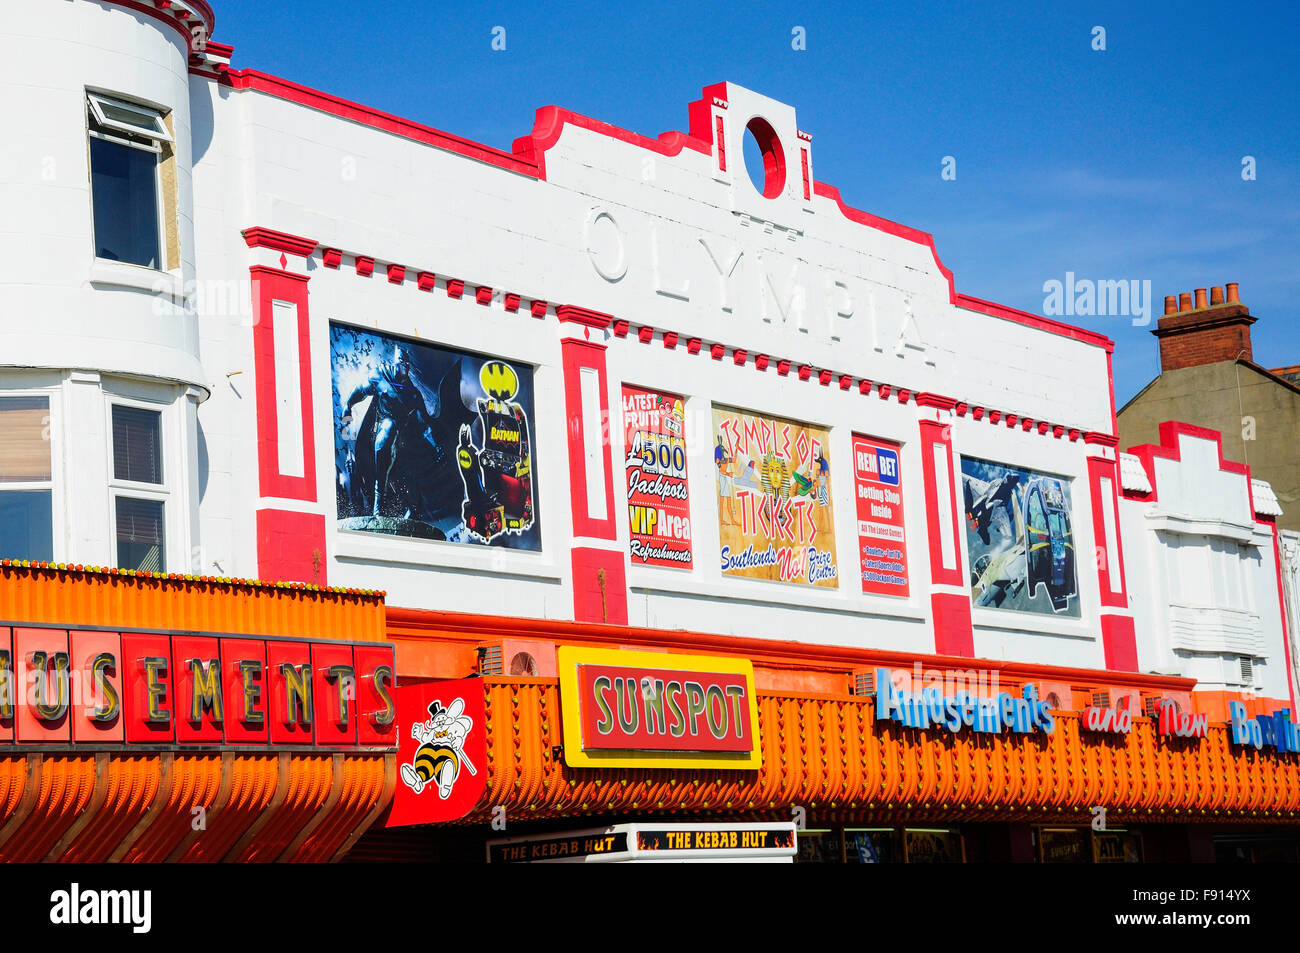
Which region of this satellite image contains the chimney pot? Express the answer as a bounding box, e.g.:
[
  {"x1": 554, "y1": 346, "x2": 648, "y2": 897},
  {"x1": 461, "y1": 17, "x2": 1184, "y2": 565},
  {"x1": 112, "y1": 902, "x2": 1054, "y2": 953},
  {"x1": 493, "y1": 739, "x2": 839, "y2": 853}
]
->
[
  {"x1": 1164, "y1": 295, "x2": 1177, "y2": 315},
  {"x1": 1210, "y1": 286, "x2": 1224, "y2": 305},
  {"x1": 1179, "y1": 292, "x2": 1193, "y2": 311},
  {"x1": 1226, "y1": 282, "x2": 1239, "y2": 303},
  {"x1": 1194, "y1": 288, "x2": 1208, "y2": 309}
]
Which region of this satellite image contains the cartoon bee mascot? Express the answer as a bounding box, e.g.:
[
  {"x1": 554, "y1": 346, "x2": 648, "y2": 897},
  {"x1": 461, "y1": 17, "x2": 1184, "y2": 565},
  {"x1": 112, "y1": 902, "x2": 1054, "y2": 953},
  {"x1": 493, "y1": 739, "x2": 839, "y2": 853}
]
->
[
  {"x1": 400, "y1": 698, "x2": 477, "y2": 799},
  {"x1": 457, "y1": 361, "x2": 535, "y2": 542}
]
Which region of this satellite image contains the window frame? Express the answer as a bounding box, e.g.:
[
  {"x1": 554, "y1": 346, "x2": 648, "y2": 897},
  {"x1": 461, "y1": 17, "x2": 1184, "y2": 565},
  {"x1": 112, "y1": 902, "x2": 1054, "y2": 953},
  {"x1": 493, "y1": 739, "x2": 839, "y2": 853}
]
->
[
  {"x1": 85, "y1": 89, "x2": 170, "y2": 272},
  {"x1": 106, "y1": 394, "x2": 175, "y2": 574},
  {"x1": 0, "y1": 382, "x2": 65, "y2": 563}
]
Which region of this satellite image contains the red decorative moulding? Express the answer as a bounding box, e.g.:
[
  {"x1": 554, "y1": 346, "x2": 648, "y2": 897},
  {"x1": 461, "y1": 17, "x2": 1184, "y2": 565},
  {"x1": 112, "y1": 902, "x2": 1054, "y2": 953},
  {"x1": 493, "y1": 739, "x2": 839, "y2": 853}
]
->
[
  {"x1": 972, "y1": 407, "x2": 985, "y2": 421},
  {"x1": 817, "y1": 369, "x2": 832, "y2": 386},
  {"x1": 531, "y1": 300, "x2": 548, "y2": 319},
  {"x1": 387, "y1": 264, "x2": 405, "y2": 284},
  {"x1": 839, "y1": 375, "x2": 852, "y2": 390},
  {"x1": 859, "y1": 380, "x2": 872, "y2": 396},
  {"x1": 989, "y1": 410, "x2": 1002, "y2": 424},
  {"x1": 1021, "y1": 419, "x2": 1035, "y2": 432},
  {"x1": 613, "y1": 320, "x2": 630, "y2": 337},
  {"x1": 241, "y1": 226, "x2": 318, "y2": 258},
  {"x1": 638, "y1": 327, "x2": 654, "y2": 344},
  {"x1": 476, "y1": 286, "x2": 493, "y2": 305},
  {"x1": 504, "y1": 293, "x2": 521, "y2": 312},
  {"x1": 1068, "y1": 429, "x2": 1081, "y2": 442},
  {"x1": 556, "y1": 305, "x2": 613, "y2": 329},
  {"x1": 897, "y1": 389, "x2": 911, "y2": 404},
  {"x1": 1052, "y1": 425, "x2": 1065, "y2": 438},
  {"x1": 1037, "y1": 422, "x2": 1051, "y2": 435},
  {"x1": 446, "y1": 279, "x2": 465, "y2": 298},
  {"x1": 877, "y1": 384, "x2": 892, "y2": 399},
  {"x1": 663, "y1": 332, "x2": 678, "y2": 349},
  {"x1": 1005, "y1": 414, "x2": 1018, "y2": 427},
  {"x1": 355, "y1": 256, "x2": 375, "y2": 277},
  {"x1": 777, "y1": 360, "x2": 791, "y2": 376},
  {"x1": 955, "y1": 402, "x2": 968, "y2": 417},
  {"x1": 754, "y1": 354, "x2": 769, "y2": 371},
  {"x1": 322, "y1": 248, "x2": 342, "y2": 269},
  {"x1": 687, "y1": 338, "x2": 702, "y2": 354},
  {"x1": 417, "y1": 272, "x2": 437, "y2": 292},
  {"x1": 798, "y1": 365, "x2": 812, "y2": 381},
  {"x1": 733, "y1": 349, "x2": 747, "y2": 366},
  {"x1": 710, "y1": 344, "x2": 725, "y2": 361}
]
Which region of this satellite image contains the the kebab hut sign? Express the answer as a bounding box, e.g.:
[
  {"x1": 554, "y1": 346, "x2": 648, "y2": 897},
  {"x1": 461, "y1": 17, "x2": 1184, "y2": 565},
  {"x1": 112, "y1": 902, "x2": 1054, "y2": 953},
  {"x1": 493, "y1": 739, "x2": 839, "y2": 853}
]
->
[
  {"x1": 0, "y1": 624, "x2": 397, "y2": 747},
  {"x1": 557, "y1": 646, "x2": 761, "y2": 769}
]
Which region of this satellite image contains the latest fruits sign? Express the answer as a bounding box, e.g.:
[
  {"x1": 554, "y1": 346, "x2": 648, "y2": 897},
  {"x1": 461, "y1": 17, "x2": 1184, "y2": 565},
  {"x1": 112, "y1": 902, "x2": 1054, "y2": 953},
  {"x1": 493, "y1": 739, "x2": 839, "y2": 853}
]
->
[
  {"x1": 712, "y1": 406, "x2": 837, "y2": 588},
  {"x1": 622, "y1": 385, "x2": 692, "y2": 569}
]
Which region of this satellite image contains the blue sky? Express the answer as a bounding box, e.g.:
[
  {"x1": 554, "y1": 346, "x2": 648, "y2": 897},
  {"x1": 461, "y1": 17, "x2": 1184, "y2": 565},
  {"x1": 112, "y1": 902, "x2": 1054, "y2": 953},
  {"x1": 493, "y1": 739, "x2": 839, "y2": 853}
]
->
[{"x1": 210, "y1": 0, "x2": 1299, "y2": 405}]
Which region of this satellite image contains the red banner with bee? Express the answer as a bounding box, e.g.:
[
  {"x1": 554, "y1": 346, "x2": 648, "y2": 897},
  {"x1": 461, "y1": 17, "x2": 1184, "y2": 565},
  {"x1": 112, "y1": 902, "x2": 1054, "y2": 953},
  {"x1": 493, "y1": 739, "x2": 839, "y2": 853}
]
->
[
  {"x1": 622, "y1": 385, "x2": 693, "y2": 569},
  {"x1": 385, "y1": 677, "x2": 487, "y2": 827}
]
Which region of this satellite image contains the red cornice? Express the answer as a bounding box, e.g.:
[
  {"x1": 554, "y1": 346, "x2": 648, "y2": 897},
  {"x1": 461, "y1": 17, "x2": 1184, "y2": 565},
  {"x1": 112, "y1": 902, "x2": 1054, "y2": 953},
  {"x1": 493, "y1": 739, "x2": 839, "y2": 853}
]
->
[
  {"x1": 386, "y1": 606, "x2": 1197, "y2": 693},
  {"x1": 556, "y1": 304, "x2": 614, "y2": 330},
  {"x1": 914, "y1": 393, "x2": 958, "y2": 411},
  {"x1": 242, "y1": 226, "x2": 318, "y2": 257},
  {"x1": 1084, "y1": 432, "x2": 1119, "y2": 447},
  {"x1": 104, "y1": 0, "x2": 213, "y2": 50}
]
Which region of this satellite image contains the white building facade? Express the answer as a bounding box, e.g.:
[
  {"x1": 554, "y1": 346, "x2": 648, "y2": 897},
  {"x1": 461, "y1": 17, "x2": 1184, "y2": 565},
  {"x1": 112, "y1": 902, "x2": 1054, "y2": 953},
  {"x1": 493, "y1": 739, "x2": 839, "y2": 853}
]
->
[{"x1": 1, "y1": 0, "x2": 1295, "y2": 720}]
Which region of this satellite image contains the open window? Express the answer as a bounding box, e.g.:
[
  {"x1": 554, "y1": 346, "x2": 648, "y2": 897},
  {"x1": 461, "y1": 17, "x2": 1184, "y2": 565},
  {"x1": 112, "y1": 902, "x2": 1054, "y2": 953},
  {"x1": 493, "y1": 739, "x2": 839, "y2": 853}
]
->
[{"x1": 86, "y1": 91, "x2": 173, "y2": 270}]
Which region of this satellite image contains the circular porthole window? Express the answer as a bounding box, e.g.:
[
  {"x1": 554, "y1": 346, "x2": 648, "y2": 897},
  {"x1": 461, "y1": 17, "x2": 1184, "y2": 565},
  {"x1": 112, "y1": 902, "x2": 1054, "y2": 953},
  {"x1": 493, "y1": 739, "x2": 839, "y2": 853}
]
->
[{"x1": 741, "y1": 116, "x2": 786, "y2": 199}]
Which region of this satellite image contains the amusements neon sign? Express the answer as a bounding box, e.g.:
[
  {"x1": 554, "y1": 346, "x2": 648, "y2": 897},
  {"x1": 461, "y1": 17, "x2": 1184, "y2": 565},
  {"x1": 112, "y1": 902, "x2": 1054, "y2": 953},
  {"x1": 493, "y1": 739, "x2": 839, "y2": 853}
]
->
[{"x1": 873, "y1": 669, "x2": 1055, "y2": 736}]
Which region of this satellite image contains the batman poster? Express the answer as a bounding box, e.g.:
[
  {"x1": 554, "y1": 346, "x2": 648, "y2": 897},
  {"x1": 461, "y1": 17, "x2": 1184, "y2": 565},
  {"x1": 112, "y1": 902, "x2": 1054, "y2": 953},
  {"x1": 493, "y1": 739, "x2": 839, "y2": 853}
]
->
[{"x1": 331, "y1": 323, "x2": 541, "y2": 550}]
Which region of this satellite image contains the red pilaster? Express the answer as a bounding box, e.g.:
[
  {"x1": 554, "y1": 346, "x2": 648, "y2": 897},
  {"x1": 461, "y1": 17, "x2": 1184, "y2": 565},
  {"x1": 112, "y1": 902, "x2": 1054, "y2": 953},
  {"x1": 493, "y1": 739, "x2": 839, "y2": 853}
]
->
[
  {"x1": 1084, "y1": 431, "x2": 1137, "y2": 671},
  {"x1": 557, "y1": 305, "x2": 628, "y2": 625},
  {"x1": 249, "y1": 261, "x2": 325, "y2": 584},
  {"x1": 915, "y1": 394, "x2": 973, "y2": 656}
]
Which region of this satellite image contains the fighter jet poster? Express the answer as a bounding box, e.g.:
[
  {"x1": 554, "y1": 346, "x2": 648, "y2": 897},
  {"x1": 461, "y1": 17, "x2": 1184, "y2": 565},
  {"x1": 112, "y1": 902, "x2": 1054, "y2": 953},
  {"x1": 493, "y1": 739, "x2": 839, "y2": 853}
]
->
[
  {"x1": 331, "y1": 323, "x2": 540, "y2": 550},
  {"x1": 960, "y1": 457, "x2": 1078, "y2": 616},
  {"x1": 713, "y1": 406, "x2": 838, "y2": 588}
]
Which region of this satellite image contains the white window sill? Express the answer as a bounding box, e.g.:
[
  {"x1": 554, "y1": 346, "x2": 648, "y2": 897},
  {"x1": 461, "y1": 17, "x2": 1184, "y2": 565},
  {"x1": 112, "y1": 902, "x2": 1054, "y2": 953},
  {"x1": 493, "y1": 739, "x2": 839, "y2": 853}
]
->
[{"x1": 88, "y1": 260, "x2": 182, "y2": 297}]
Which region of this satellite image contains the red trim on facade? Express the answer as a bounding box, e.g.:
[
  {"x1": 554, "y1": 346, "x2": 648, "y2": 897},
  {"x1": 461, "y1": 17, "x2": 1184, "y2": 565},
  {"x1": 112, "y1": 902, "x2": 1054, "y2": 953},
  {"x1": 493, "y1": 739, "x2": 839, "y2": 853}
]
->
[
  {"x1": 638, "y1": 327, "x2": 654, "y2": 344},
  {"x1": 560, "y1": 339, "x2": 618, "y2": 541},
  {"x1": 800, "y1": 147, "x2": 811, "y2": 201},
  {"x1": 256, "y1": 509, "x2": 327, "y2": 586},
  {"x1": 733, "y1": 349, "x2": 747, "y2": 366},
  {"x1": 354, "y1": 257, "x2": 374, "y2": 277},
  {"x1": 104, "y1": 0, "x2": 213, "y2": 51},
  {"x1": 686, "y1": 338, "x2": 701, "y2": 354},
  {"x1": 1087, "y1": 455, "x2": 1128, "y2": 608},
  {"x1": 475, "y1": 286, "x2": 493, "y2": 305},
  {"x1": 715, "y1": 115, "x2": 726, "y2": 172},
  {"x1": 531, "y1": 300, "x2": 548, "y2": 319},
  {"x1": 556, "y1": 305, "x2": 613, "y2": 331},
  {"x1": 1126, "y1": 421, "x2": 1252, "y2": 508},
  {"x1": 571, "y1": 547, "x2": 629, "y2": 626},
  {"x1": 754, "y1": 354, "x2": 769, "y2": 371},
  {"x1": 322, "y1": 249, "x2": 342, "y2": 269},
  {"x1": 417, "y1": 272, "x2": 436, "y2": 292},
  {"x1": 1267, "y1": 524, "x2": 1299, "y2": 713},
  {"x1": 1100, "y1": 615, "x2": 1139, "y2": 673},
  {"x1": 445, "y1": 279, "x2": 465, "y2": 299},
  {"x1": 386, "y1": 264, "x2": 405, "y2": 284},
  {"x1": 504, "y1": 293, "x2": 521, "y2": 312},
  {"x1": 249, "y1": 266, "x2": 317, "y2": 502},
  {"x1": 224, "y1": 70, "x2": 541, "y2": 178},
  {"x1": 931, "y1": 592, "x2": 974, "y2": 658},
  {"x1": 242, "y1": 226, "x2": 318, "y2": 258},
  {"x1": 663, "y1": 332, "x2": 678, "y2": 349},
  {"x1": 710, "y1": 344, "x2": 725, "y2": 361},
  {"x1": 955, "y1": 293, "x2": 1115, "y2": 353}
]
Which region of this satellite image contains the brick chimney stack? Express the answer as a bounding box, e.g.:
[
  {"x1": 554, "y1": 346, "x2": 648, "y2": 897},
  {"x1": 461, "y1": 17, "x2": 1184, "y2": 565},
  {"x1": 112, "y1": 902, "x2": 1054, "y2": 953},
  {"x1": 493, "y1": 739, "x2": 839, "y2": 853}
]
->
[{"x1": 1151, "y1": 282, "x2": 1255, "y2": 371}]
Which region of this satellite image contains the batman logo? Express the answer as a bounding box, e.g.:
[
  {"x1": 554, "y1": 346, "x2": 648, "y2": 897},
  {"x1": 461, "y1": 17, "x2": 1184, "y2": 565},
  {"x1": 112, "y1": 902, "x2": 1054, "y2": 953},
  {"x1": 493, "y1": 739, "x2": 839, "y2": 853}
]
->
[
  {"x1": 458, "y1": 447, "x2": 473, "y2": 469},
  {"x1": 479, "y1": 361, "x2": 519, "y2": 400}
]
